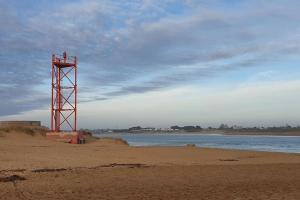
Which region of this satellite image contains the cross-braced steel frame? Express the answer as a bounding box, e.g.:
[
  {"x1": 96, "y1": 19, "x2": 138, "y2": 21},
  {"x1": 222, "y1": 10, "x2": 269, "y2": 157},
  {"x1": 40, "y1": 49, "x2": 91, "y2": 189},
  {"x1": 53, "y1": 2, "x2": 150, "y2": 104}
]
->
[{"x1": 51, "y1": 52, "x2": 77, "y2": 132}]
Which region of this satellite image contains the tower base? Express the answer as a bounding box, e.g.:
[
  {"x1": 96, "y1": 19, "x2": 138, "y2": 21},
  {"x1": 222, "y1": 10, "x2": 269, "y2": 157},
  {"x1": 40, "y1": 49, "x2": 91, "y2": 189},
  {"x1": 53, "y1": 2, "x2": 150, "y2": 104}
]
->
[{"x1": 46, "y1": 131, "x2": 85, "y2": 144}]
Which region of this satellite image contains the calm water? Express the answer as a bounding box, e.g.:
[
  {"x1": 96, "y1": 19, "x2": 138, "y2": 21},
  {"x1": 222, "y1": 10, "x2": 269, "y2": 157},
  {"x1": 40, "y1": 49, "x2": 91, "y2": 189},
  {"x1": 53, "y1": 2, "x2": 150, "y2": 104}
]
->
[{"x1": 95, "y1": 133, "x2": 300, "y2": 153}]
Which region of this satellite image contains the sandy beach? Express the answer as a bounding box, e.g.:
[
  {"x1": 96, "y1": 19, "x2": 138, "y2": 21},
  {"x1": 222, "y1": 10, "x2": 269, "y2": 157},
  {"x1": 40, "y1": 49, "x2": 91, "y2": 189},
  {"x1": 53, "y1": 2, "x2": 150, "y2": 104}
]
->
[{"x1": 0, "y1": 131, "x2": 299, "y2": 200}]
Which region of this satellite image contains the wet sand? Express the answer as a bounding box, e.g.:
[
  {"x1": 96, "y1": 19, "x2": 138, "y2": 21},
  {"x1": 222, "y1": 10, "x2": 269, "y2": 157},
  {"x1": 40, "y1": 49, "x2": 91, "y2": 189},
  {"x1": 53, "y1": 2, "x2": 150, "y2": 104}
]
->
[{"x1": 0, "y1": 132, "x2": 299, "y2": 200}]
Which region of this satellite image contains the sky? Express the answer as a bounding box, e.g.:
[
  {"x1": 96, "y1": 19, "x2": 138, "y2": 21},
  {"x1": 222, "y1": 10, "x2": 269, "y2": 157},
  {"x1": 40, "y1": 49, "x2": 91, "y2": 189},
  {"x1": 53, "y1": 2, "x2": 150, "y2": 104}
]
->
[{"x1": 0, "y1": 0, "x2": 300, "y2": 129}]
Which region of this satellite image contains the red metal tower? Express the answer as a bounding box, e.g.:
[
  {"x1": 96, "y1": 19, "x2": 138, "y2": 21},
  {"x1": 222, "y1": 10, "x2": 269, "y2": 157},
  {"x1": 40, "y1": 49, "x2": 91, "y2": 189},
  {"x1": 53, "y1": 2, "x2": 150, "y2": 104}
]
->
[{"x1": 51, "y1": 52, "x2": 77, "y2": 132}]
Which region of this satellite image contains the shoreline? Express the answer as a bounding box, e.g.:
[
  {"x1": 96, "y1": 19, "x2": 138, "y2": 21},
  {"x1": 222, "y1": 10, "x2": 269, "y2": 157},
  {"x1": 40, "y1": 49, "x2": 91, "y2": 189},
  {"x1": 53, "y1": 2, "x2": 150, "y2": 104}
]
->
[
  {"x1": 131, "y1": 145, "x2": 300, "y2": 154},
  {"x1": 94, "y1": 133, "x2": 300, "y2": 154}
]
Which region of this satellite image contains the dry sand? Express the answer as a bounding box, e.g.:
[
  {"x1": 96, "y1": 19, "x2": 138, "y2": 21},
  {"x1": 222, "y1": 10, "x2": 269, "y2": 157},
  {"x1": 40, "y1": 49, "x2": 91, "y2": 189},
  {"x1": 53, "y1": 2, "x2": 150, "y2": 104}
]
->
[{"x1": 0, "y1": 131, "x2": 299, "y2": 200}]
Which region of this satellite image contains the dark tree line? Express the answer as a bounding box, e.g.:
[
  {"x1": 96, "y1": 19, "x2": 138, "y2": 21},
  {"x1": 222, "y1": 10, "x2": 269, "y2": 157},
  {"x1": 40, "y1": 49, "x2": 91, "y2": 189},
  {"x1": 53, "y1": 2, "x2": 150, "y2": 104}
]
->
[{"x1": 170, "y1": 125, "x2": 202, "y2": 132}]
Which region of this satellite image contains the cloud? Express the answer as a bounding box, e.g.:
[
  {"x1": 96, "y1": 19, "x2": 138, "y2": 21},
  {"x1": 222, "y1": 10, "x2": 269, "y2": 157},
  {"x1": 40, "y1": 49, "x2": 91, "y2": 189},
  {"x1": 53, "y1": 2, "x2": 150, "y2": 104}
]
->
[{"x1": 0, "y1": 0, "x2": 300, "y2": 116}]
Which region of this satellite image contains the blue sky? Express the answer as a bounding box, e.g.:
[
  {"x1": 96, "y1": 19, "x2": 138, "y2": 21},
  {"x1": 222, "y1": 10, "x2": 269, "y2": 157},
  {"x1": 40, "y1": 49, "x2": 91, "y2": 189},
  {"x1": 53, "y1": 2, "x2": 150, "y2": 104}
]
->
[{"x1": 0, "y1": 0, "x2": 300, "y2": 128}]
